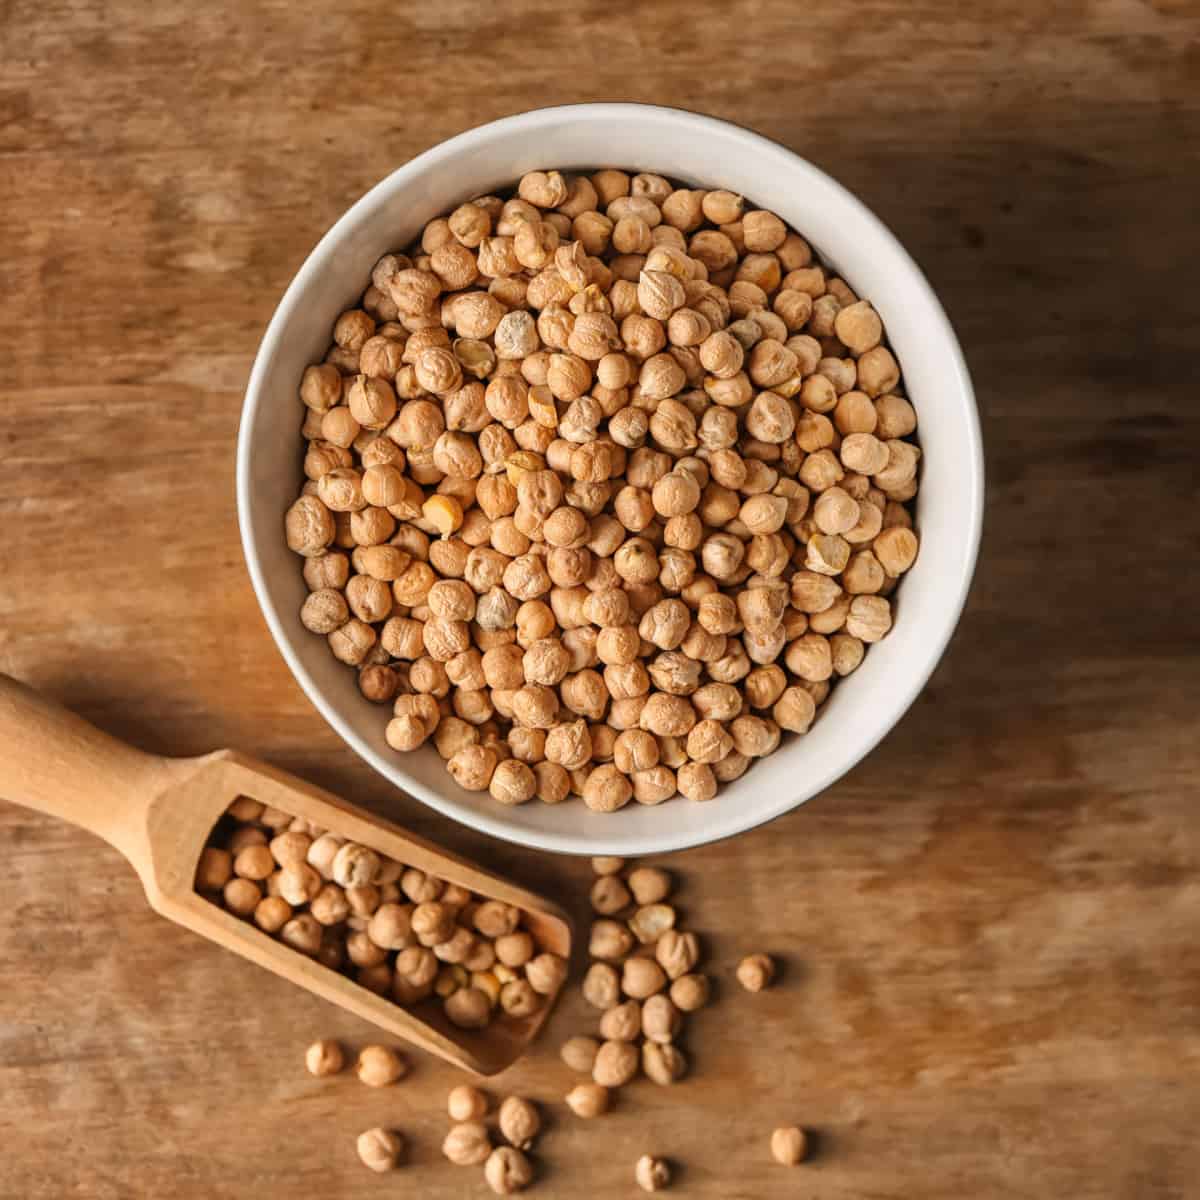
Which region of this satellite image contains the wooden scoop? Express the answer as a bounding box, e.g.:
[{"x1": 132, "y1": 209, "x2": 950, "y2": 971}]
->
[{"x1": 0, "y1": 674, "x2": 571, "y2": 1075}]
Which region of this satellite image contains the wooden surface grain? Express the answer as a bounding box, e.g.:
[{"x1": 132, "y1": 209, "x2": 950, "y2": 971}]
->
[{"x1": 3, "y1": 0, "x2": 1200, "y2": 1196}]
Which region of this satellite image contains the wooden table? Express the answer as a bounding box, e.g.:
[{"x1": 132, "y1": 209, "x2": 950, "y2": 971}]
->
[{"x1": 3, "y1": 1, "x2": 1199, "y2": 1196}]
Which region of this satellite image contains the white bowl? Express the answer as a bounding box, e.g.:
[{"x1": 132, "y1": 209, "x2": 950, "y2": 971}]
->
[{"x1": 238, "y1": 103, "x2": 983, "y2": 857}]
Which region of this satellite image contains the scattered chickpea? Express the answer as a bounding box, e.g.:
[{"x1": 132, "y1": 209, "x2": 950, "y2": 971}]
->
[
  {"x1": 593, "y1": 1038, "x2": 640, "y2": 1087},
  {"x1": 591, "y1": 873, "x2": 633, "y2": 915},
  {"x1": 485, "y1": 1145, "x2": 534, "y2": 1195},
  {"x1": 626, "y1": 866, "x2": 672, "y2": 905},
  {"x1": 304, "y1": 1039, "x2": 344, "y2": 1077},
  {"x1": 771, "y1": 1125, "x2": 809, "y2": 1166},
  {"x1": 498, "y1": 1096, "x2": 541, "y2": 1150},
  {"x1": 444, "y1": 1121, "x2": 493, "y2": 1166},
  {"x1": 566, "y1": 1080, "x2": 611, "y2": 1118},
  {"x1": 635, "y1": 1155, "x2": 672, "y2": 1192},
  {"x1": 561, "y1": 1034, "x2": 601, "y2": 1073},
  {"x1": 642, "y1": 1041, "x2": 688, "y2": 1085},
  {"x1": 355, "y1": 1045, "x2": 407, "y2": 1087},
  {"x1": 736, "y1": 952, "x2": 777, "y2": 992},
  {"x1": 356, "y1": 1127, "x2": 404, "y2": 1173},
  {"x1": 448, "y1": 1084, "x2": 489, "y2": 1122}
]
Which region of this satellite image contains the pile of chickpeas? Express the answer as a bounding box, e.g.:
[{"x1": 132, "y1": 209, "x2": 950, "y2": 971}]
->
[
  {"x1": 285, "y1": 167, "x2": 921, "y2": 811},
  {"x1": 557, "y1": 857, "x2": 703, "y2": 1115},
  {"x1": 194, "y1": 796, "x2": 566, "y2": 1025},
  {"x1": 294, "y1": 854, "x2": 808, "y2": 1193}
]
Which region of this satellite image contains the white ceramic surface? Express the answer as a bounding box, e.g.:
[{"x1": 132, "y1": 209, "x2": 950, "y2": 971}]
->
[{"x1": 238, "y1": 103, "x2": 983, "y2": 857}]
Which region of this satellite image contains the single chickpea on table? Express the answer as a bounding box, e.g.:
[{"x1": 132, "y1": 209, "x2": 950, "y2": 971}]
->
[{"x1": 283, "y1": 166, "x2": 922, "y2": 814}]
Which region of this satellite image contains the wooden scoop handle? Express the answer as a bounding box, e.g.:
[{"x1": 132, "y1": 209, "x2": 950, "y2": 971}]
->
[{"x1": 0, "y1": 674, "x2": 176, "y2": 861}]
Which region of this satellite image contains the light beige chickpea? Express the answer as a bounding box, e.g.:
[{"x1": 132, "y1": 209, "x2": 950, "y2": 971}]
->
[
  {"x1": 676, "y1": 761, "x2": 717, "y2": 801},
  {"x1": 642, "y1": 1041, "x2": 688, "y2": 1085},
  {"x1": 784, "y1": 632, "x2": 833, "y2": 682},
  {"x1": 363, "y1": 902, "x2": 412, "y2": 951},
  {"x1": 638, "y1": 693, "x2": 696, "y2": 738},
  {"x1": 773, "y1": 686, "x2": 817, "y2": 733},
  {"x1": 561, "y1": 1035, "x2": 601, "y2": 1074},
  {"x1": 447, "y1": 744, "x2": 499, "y2": 791},
  {"x1": 520, "y1": 636, "x2": 570, "y2": 687},
  {"x1": 685, "y1": 718, "x2": 733, "y2": 765},
  {"x1": 855, "y1": 344, "x2": 900, "y2": 397},
  {"x1": 443, "y1": 985, "x2": 492, "y2": 1029},
  {"x1": 593, "y1": 1038, "x2": 640, "y2": 1088},
  {"x1": 600, "y1": 999, "x2": 642, "y2": 1042},
  {"x1": 356, "y1": 1045, "x2": 408, "y2": 1087},
  {"x1": 711, "y1": 750, "x2": 751, "y2": 783},
  {"x1": 222, "y1": 876, "x2": 261, "y2": 917},
  {"x1": 304, "y1": 1038, "x2": 345, "y2": 1077},
  {"x1": 612, "y1": 728, "x2": 659, "y2": 775},
  {"x1": 655, "y1": 929, "x2": 700, "y2": 980},
  {"x1": 485, "y1": 757, "x2": 533, "y2": 806},
  {"x1": 590, "y1": 859, "x2": 628, "y2": 878},
  {"x1": 634, "y1": 1154, "x2": 672, "y2": 1193},
  {"x1": 628, "y1": 768, "x2": 676, "y2": 806},
  {"x1": 698, "y1": 188, "x2": 742, "y2": 224},
  {"x1": 302, "y1": 551, "x2": 350, "y2": 593},
  {"x1": 844, "y1": 594, "x2": 892, "y2": 642},
  {"x1": 827, "y1": 632, "x2": 864, "y2": 677},
  {"x1": 833, "y1": 299, "x2": 883, "y2": 354},
  {"x1": 737, "y1": 952, "x2": 776, "y2": 992},
  {"x1": 566, "y1": 1081, "x2": 610, "y2": 1118},
  {"x1": 525, "y1": 951, "x2": 567, "y2": 995},
  {"x1": 640, "y1": 993, "x2": 682, "y2": 1045},
  {"x1": 519, "y1": 169, "x2": 568, "y2": 209},
  {"x1": 843, "y1": 549, "x2": 885, "y2": 594},
  {"x1": 356, "y1": 1127, "x2": 404, "y2": 1174},
  {"x1": 498, "y1": 977, "x2": 539, "y2": 1017},
  {"x1": 873, "y1": 525, "x2": 919, "y2": 576},
  {"x1": 443, "y1": 1120, "x2": 492, "y2": 1167},
  {"x1": 730, "y1": 714, "x2": 781, "y2": 758},
  {"x1": 582, "y1": 764, "x2": 633, "y2": 813},
  {"x1": 589, "y1": 917, "x2": 635, "y2": 961},
  {"x1": 537, "y1": 720, "x2": 588, "y2": 772},
  {"x1": 528, "y1": 759, "x2": 568, "y2": 804},
  {"x1": 482, "y1": 1137, "x2": 535, "y2": 1195},
  {"x1": 507, "y1": 726, "x2": 545, "y2": 764},
  {"x1": 771, "y1": 1125, "x2": 809, "y2": 1166},
  {"x1": 622, "y1": 956, "x2": 668, "y2": 1000},
  {"x1": 466, "y1": 900, "x2": 515, "y2": 941},
  {"x1": 497, "y1": 1096, "x2": 541, "y2": 1153},
  {"x1": 234, "y1": 843, "x2": 275, "y2": 883},
  {"x1": 590, "y1": 873, "x2": 633, "y2": 916},
  {"x1": 301, "y1": 362, "x2": 345, "y2": 413},
  {"x1": 639, "y1": 353, "x2": 687, "y2": 401},
  {"x1": 669, "y1": 972, "x2": 710, "y2": 1012},
  {"x1": 582, "y1": 961, "x2": 621, "y2": 1010},
  {"x1": 746, "y1": 390, "x2": 797, "y2": 444},
  {"x1": 196, "y1": 847, "x2": 233, "y2": 893}
]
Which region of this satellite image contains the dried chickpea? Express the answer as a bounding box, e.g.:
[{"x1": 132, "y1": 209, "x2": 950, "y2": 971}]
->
[
  {"x1": 737, "y1": 952, "x2": 776, "y2": 992},
  {"x1": 771, "y1": 1125, "x2": 809, "y2": 1166},
  {"x1": 642, "y1": 1041, "x2": 688, "y2": 1085},
  {"x1": 498, "y1": 1096, "x2": 541, "y2": 1151},
  {"x1": 593, "y1": 1039, "x2": 640, "y2": 1088},
  {"x1": 566, "y1": 1081, "x2": 610, "y2": 1118},
  {"x1": 444, "y1": 1121, "x2": 492, "y2": 1166},
  {"x1": 356, "y1": 1045, "x2": 407, "y2": 1087}
]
